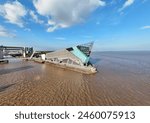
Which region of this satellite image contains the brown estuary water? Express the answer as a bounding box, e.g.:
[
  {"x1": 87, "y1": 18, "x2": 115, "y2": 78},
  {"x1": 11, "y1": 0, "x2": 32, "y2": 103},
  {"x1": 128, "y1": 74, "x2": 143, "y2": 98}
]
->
[{"x1": 0, "y1": 51, "x2": 150, "y2": 106}]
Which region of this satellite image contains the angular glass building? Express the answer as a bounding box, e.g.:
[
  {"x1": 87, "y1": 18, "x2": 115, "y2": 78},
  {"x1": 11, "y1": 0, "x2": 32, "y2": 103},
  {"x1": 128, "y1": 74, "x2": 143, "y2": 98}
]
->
[
  {"x1": 67, "y1": 42, "x2": 93, "y2": 65},
  {"x1": 45, "y1": 42, "x2": 96, "y2": 74}
]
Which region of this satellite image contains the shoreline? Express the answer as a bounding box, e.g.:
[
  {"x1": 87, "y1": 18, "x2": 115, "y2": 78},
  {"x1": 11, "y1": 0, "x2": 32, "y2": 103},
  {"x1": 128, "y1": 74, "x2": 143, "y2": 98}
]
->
[{"x1": 0, "y1": 51, "x2": 150, "y2": 106}]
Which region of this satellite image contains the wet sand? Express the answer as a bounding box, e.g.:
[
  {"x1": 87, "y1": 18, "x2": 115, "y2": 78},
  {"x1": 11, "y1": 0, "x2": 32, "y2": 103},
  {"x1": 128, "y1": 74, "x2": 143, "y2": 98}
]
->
[{"x1": 0, "y1": 51, "x2": 150, "y2": 106}]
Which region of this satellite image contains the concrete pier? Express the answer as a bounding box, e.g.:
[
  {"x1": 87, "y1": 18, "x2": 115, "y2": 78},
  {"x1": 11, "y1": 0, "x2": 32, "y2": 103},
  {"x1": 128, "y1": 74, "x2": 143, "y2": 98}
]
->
[{"x1": 0, "y1": 45, "x2": 33, "y2": 58}]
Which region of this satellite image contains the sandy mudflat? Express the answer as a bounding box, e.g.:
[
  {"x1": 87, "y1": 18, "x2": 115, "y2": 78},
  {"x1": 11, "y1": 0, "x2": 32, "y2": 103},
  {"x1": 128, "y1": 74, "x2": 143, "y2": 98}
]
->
[{"x1": 0, "y1": 51, "x2": 150, "y2": 106}]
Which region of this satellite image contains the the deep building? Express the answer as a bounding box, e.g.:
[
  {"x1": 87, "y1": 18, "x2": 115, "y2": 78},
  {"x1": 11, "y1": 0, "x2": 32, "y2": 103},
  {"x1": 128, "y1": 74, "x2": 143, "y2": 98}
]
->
[{"x1": 45, "y1": 42, "x2": 97, "y2": 74}]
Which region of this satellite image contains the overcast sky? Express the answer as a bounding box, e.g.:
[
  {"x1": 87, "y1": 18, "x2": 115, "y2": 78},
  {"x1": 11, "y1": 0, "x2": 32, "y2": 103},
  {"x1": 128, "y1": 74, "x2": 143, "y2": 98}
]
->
[{"x1": 0, "y1": 0, "x2": 150, "y2": 51}]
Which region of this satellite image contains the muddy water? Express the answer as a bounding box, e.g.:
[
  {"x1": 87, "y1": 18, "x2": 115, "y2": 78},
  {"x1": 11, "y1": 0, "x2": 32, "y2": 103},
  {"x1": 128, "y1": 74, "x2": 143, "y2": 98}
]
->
[{"x1": 0, "y1": 51, "x2": 150, "y2": 106}]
